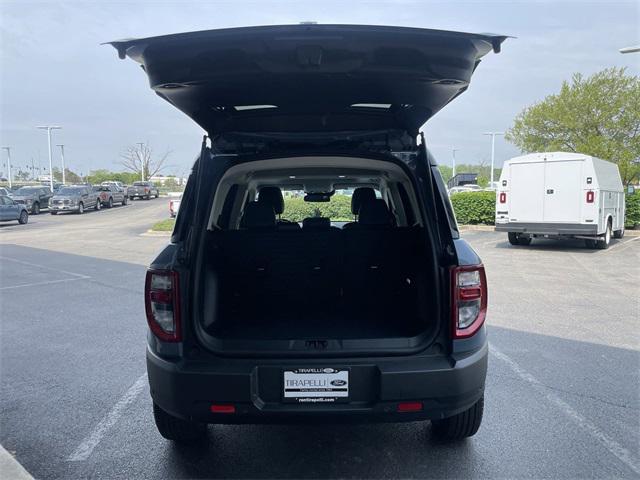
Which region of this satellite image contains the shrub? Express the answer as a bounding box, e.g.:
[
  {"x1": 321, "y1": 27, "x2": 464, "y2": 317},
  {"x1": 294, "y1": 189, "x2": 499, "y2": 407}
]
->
[
  {"x1": 282, "y1": 195, "x2": 353, "y2": 222},
  {"x1": 625, "y1": 192, "x2": 640, "y2": 229},
  {"x1": 450, "y1": 191, "x2": 496, "y2": 225}
]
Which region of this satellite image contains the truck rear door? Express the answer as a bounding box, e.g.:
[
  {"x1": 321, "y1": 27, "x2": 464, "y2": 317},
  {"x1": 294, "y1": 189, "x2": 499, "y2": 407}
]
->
[
  {"x1": 543, "y1": 160, "x2": 583, "y2": 223},
  {"x1": 509, "y1": 161, "x2": 545, "y2": 223}
]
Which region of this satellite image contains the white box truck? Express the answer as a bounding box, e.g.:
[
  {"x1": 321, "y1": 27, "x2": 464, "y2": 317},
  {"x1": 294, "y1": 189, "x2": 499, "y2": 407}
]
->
[{"x1": 495, "y1": 152, "x2": 625, "y2": 249}]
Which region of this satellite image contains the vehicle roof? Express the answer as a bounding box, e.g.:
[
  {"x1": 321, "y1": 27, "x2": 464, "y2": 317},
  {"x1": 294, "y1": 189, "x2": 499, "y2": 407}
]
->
[{"x1": 109, "y1": 24, "x2": 507, "y2": 136}]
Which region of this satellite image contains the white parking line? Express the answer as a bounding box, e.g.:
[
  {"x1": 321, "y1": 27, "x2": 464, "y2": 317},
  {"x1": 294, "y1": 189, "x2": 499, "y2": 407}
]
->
[
  {"x1": 67, "y1": 374, "x2": 148, "y2": 462},
  {"x1": 0, "y1": 277, "x2": 85, "y2": 291},
  {"x1": 490, "y1": 343, "x2": 640, "y2": 475},
  {"x1": 0, "y1": 444, "x2": 34, "y2": 480},
  {"x1": 0, "y1": 256, "x2": 90, "y2": 279}
]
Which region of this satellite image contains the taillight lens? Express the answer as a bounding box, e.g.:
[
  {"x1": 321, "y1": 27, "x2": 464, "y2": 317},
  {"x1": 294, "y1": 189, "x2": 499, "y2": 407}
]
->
[
  {"x1": 451, "y1": 265, "x2": 487, "y2": 339},
  {"x1": 144, "y1": 270, "x2": 181, "y2": 342},
  {"x1": 586, "y1": 191, "x2": 594, "y2": 203},
  {"x1": 499, "y1": 192, "x2": 506, "y2": 204}
]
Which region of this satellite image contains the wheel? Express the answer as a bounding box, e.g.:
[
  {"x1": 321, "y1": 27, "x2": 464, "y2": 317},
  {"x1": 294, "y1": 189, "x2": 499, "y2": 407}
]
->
[
  {"x1": 78, "y1": 202, "x2": 84, "y2": 214},
  {"x1": 596, "y1": 222, "x2": 612, "y2": 250},
  {"x1": 431, "y1": 396, "x2": 484, "y2": 441},
  {"x1": 18, "y1": 210, "x2": 28, "y2": 224},
  {"x1": 50, "y1": 211, "x2": 57, "y2": 215},
  {"x1": 122, "y1": 196, "x2": 128, "y2": 206},
  {"x1": 153, "y1": 403, "x2": 206, "y2": 444},
  {"x1": 95, "y1": 199, "x2": 101, "y2": 211},
  {"x1": 107, "y1": 197, "x2": 113, "y2": 208},
  {"x1": 508, "y1": 232, "x2": 531, "y2": 246},
  {"x1": 32, "y1": 202, "x2": 40, "y2": 215},
  {"x1": 613, "y1": 226, "x2": 624, "y2": 239},
  {"x1": 585, "y1": 239, "x2": 598, "y2": 249}
]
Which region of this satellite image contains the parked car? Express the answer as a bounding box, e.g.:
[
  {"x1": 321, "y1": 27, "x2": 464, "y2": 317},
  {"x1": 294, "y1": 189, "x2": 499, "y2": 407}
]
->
[
  {"x1": 49, "y1": 185, "x2": 102, "y2": 214},
  {"x1": 10, "y1": 185, "x2": 53, "y2": 214},
  {"x1": 0, "y1": 195, "x2": 29, "y2": 224},
  {"x1": 97, "y1": 184, "x2": 128, "y2": 207},
  {"x1": 495, "y1": 152, "x2": 625, "y2": 248},
  {"x1": 101, "y1": 181, "x2": 128, "y2": 196},
  {"x1": 128, "y1": 181, "x2": 159, "y2": 200},
  {"x1": 169, "y1": 195, "x2": 181, "y2": 218},
  {"x1": 112, "y1": 24, "x2": 503, "y2": 444}
]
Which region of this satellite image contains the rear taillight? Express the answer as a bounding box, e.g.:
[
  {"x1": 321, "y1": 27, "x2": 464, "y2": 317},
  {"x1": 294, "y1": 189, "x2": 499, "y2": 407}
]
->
[
  {"x1": 144, "y1": 270, "x2": 181, "y2": 342},
  {"x1": 451, "y1": 265, "x2": 487, "y2": 339},
  {"x1": 586, "y1": 191, "x2": 594, "y2": 203},
  {"x1": 499, "y1": 192, "x2": 506, "y2": 204}
]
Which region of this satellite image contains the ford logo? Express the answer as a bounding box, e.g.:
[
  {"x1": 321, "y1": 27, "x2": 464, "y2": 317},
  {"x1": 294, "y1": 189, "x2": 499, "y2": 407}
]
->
[{"x1": 331, "y1": 379, "x2": 347, "y2": 386}]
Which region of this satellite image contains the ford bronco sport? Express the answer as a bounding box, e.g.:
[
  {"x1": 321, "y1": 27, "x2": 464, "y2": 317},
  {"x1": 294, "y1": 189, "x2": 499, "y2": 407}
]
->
[{"x1": 111, "y1": 24, "x2": 504, "y2": 443}]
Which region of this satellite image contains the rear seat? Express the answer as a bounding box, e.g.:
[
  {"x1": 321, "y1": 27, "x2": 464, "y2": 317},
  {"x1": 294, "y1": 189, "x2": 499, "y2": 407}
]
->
[{"x1": 215, "y1": 199, "x2": 422, "y2": 322}]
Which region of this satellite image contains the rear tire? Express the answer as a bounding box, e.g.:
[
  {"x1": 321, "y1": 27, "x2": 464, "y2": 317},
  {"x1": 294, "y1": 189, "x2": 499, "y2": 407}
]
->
[
  {"x1": 50, "y1": 211, "x2": 57, "y2": 215},
  {"x1": 508, "y1": 232, "x2": 531, "y2": 246},
  {"x1": 153, "y1": 403, "x2": 207, "y2": 444},
  {"x1": 431, "y1": 396, "x2": 484, "y2": 441},
  {"x1": 18, "y1": 210, "x2": 28, "y2": 224},
  {"x1": 597, "y1": 222, "x2": 612, "y2": 250},
  {"x1": 107, "y1": 197, "x2": 113, "y2": 208},
  {"x1": 613, "y1": 226, "x2": 624, "y2": 239}
]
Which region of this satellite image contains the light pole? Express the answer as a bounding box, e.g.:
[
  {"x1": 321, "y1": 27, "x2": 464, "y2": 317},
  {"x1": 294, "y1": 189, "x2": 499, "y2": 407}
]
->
[
  {"x1": 56, "y1": 144, "x2": 66, "y2": 185},
  {"x1": 137, "y1": 142, "x2": 145, "y2": 181},
  {"x1": 483, "y1": 132, "x2": 504, "y2": 187},
  {"x1": 36, "y1": 126, "x2": 61, "y2": 191},
  {"x1": 1, "y1": 147, "x2": 11, "y2": 188},
  {"x1": 452, "y1": 148, "x2": 459, "y2": 178}
]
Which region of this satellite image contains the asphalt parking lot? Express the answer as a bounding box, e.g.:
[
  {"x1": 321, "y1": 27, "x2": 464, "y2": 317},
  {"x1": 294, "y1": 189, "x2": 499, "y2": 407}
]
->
[{"x1": 1, "y1": 206, "x2": 639, "y2": 479}]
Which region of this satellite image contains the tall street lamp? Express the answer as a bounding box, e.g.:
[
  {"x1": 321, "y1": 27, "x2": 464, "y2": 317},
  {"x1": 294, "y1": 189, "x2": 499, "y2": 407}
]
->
[
  {"x1": 452, "y1": 148, "x2": 459, "y2": 178},
  {"x1": 483, "y1": 132, "x2": 504, "y2": 187},
  {"x1": 1, "y1": 147, "x2": 11, "y2": 189},
  {"x1": 137, "y1": 142, "x2": 145, "y2": 181},
  {"x1": 56, "y1": 144, "x2": 66, "y2": 185},
  {"x1": 36, "y1": 126, "x2": 62, "y2": 191}
]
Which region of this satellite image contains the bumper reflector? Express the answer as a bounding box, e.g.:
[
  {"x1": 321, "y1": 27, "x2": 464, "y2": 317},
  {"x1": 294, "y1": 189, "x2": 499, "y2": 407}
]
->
[
  {"x1": 210, "y1": 404, "x2": 236, "y2": 414},
  {"x1": 397, "y1": 402, "x2": 423, "y2": 413}
]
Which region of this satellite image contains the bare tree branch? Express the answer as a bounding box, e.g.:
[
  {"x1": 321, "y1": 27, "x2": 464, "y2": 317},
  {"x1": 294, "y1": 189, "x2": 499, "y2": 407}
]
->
[{"x1": 120, "y1": 142, "x2": 170, "y2": 180}]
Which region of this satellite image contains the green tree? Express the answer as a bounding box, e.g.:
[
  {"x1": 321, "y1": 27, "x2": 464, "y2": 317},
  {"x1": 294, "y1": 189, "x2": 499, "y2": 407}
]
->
[{"x1": 506, "y1": 68, "x2": 640, "y2": 185}]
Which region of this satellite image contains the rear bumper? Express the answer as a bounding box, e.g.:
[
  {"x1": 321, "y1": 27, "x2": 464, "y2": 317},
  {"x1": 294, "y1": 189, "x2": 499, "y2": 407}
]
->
[
  {"x1": 147, "y1": 340, "x2": 488, "y2": 424},
  {"x1": 495, "y1": 222, "x2": 598, "y2": 236}
]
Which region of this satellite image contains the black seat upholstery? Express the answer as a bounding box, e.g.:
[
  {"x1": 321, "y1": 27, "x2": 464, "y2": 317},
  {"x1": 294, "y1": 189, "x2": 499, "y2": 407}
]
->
[
  {"x1": 358, "y1": 199, "x2": 395, "y2": 227},
  {"x1": 302, "y1": 217, "x2": 331, "y2": 229},
  {"x1": 342, "y1": 187, "x2": 377, "y2": 229},
  {"x1": 258, "y1": 186, "x2": 300, "y2": 230},
  {"x1": 240, "y1": 202, "x2": 276, "y2": 229}
]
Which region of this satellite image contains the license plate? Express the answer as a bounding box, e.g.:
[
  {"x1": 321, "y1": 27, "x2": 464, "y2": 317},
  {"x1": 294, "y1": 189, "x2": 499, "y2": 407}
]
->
[{"x1": 283, "y1": 368, "x2": 349, "y2": 403}]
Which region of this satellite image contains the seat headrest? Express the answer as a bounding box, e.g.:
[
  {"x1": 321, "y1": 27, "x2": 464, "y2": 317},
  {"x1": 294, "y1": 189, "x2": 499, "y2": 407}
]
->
[
  {"x1": 258, "y1": 186, "x2": 285, "y2": 215},
  {"x1": 358, "y1": 199, "x2": 394, "y2": 226},
  {"x1": 302, "y1": 217, "x2": 331, "y2": 229},
  {"x1": 241, "y1": 202, "x2": 276, "y2": 229},
  {"x1": 351, "y1": 187, "x2": 376, "y2": 214}
]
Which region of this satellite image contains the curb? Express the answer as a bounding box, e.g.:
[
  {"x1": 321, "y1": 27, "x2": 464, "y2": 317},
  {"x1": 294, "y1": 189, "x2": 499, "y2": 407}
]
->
[
  {"x1": 458, "y1": 225, "x2": 495, "y2": 231},
  {"x1": 0, "y1": 445, "x2": 34, "y2": 480}
]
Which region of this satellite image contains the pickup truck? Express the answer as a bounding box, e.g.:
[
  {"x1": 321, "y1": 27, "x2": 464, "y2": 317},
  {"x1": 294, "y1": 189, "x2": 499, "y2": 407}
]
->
[
  {"x1": 97, "y1": 184, "x2": 128, "y2": 207},
  {"x1": 128, "y1": 181, "x2": 159, "y2": 200}
]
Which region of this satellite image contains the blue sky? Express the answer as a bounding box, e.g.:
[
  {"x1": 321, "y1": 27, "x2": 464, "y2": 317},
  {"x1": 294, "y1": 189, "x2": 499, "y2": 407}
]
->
[{"x1": 1, "y1": 0, "x2": 638, "y2": 177}]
